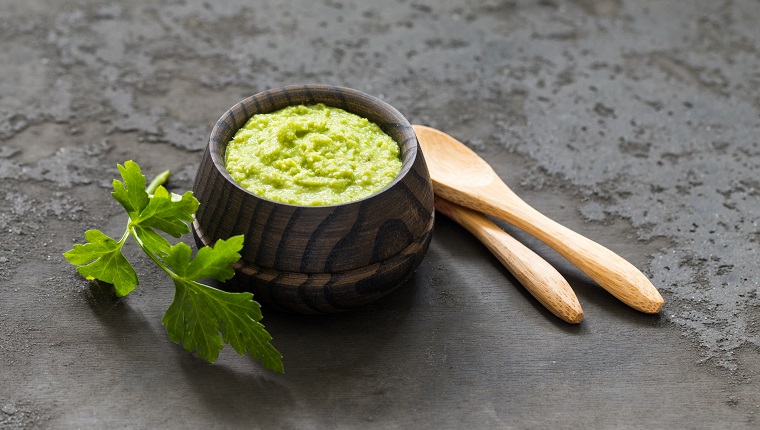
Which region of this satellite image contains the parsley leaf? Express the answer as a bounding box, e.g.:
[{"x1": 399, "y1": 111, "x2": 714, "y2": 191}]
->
[
  {"x1": 161, "y1": 238, "x2": 283, "y2": 371},
  {"x1": 163, "y1": 237, "x2": 241, "y2": 282},
  {"x1": 112, "y1": 160, "x2": 150, "y2": 219},
  {"x1": 63, "y1": 229, "x2": 138, "y2": 296},
  {"x1": 64, "y1": 161, "x2": 283, "y2": 372},
  {"x1": 132, "y1": 225, "x2": 172, "y2": 257},
  {"x1": 135, "y1": 187, "x2": 198, "y2": 239}
]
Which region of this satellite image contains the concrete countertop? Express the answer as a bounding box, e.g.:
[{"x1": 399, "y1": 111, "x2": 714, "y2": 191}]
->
[{"x1": 1, "y1": 0, "x2": 758, "y2": 428}]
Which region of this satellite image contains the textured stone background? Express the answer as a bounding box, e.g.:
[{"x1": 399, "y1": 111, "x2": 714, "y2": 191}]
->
[{"x1": 1, "y1": 0, "x2": 759, "y2": 428}]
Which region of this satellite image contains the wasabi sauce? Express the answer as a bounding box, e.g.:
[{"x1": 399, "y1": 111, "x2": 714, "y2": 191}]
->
[{"x1": 225, "y1": 103, "x2": 402, "y2": 206}]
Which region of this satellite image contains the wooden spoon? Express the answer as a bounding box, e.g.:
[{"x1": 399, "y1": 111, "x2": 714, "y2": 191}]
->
[
  {"x1": 436, "y1": 197, "x2": 583, "y2": 323},
  {"x1": 413, "y1": 125, "x2": 664, "y2": 314}
]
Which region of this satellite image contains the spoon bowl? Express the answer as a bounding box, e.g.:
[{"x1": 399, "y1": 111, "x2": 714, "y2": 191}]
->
[{"x1": 413, "y1": 125, "x2": 664, "y2": 314}]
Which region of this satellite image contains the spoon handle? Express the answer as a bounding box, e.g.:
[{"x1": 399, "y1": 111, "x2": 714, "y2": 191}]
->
[
  {"x1": 435, "y1": 197, "x2": 583, "y2": 324},
  {"x1": 476, "y1": 187, "x2": 664, "y2": 313}
]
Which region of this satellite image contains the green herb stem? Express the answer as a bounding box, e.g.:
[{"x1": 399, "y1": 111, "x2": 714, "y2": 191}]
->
[
  {"x1": 146, "y1": 170, "x2": 171, "y2": 195},
  {"x1": 118, "y1": 228, "x2": 130, "y2": 247},
  {"x1": 128, "y1": 224, "x2": 175, "y2": 278}
]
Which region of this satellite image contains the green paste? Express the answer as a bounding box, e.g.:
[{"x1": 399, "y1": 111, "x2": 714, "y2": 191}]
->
[{"x1": 225, "y1": 103, "x2": 402, "y2": 206}]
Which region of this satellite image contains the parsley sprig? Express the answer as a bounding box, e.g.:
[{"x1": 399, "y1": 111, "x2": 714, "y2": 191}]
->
[{"x1": 64, "y1": 160, "x2": 284, "y2": 372}]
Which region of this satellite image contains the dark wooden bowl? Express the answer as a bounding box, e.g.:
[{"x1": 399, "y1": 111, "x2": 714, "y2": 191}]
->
[{"x1": 192, "y1": 85, "x2": 435, "y2": 313}]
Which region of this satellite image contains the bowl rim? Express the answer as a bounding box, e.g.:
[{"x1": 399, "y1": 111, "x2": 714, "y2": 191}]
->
[{"x1": 207, "y1": 84, "x2": 419, "y2": 209}]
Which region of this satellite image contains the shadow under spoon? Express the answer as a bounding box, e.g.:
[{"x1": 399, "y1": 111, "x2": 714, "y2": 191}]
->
[{"x1": 436, "y1": 197, "x2": 583, "y2": 324}]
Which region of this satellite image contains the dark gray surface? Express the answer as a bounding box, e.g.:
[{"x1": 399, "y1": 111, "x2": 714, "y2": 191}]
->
[{"x1": 1, "y1": 0, "x2": 759, "y2": 428}]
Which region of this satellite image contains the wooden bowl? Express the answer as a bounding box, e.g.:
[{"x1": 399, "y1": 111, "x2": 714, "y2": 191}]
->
[{"x1": 192, "y1": 85, "x2": 435, "y2": 313}]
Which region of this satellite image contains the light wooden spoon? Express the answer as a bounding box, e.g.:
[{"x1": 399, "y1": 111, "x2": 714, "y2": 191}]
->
[
  {"x1": 413, "y1": 125, "x2": 664, "y2": 314},
  {"x1": 436, "y1": 197, "x2": 583, "y2": 323}
]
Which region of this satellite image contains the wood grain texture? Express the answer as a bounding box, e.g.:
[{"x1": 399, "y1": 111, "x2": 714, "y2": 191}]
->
[
  {"x1": 435, "y1": 197, "x2": 583, "y2": 324},
  {"x1": 194, "y1": 217, "x2": 433, "y2": 314},
  {"x1": 192, "y1": 86, "x2": 435, "y2": 313},
  {"x1": 413, "y1": 125, "x2": 664, "y2": 314}
]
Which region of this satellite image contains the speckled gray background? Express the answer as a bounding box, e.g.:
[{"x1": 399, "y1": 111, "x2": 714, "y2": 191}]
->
[{"x1": 1, "y1": 0, "x2": 759, "y2": 428}]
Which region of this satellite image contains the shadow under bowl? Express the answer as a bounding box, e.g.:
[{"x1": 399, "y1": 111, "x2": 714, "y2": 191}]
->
[{"x1": 192, "y1": 85, "x2": 435, "y2": 313}]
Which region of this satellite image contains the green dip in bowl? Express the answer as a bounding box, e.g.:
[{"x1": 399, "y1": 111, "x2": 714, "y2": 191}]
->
[{"x1": 225, "y1": 103, "x2": 402, "y2": 206}]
